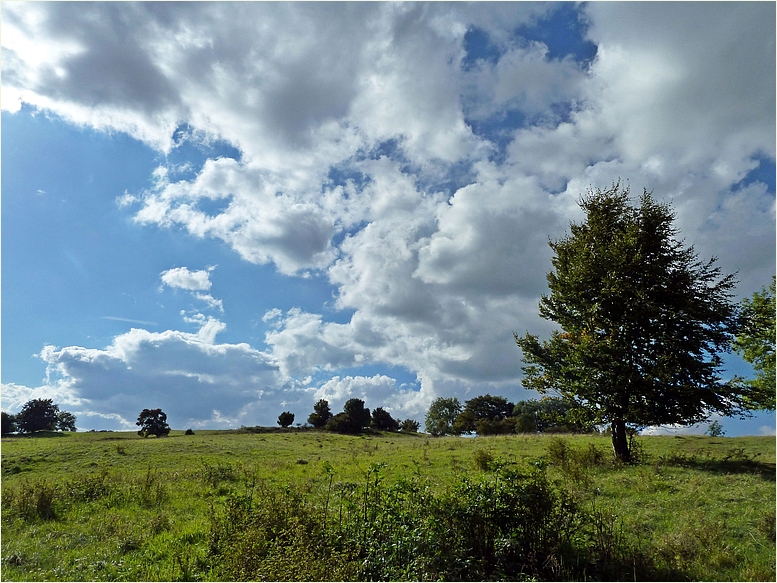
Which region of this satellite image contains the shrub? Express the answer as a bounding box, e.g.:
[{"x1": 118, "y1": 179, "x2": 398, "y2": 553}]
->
[
  {"x1": 185, "y1": 428, "x2": 194, "y2": 435},
  {"x1": 473, "y1": 449, "x2": 495, "y2": 471},
  {"x1": 277, "y1": 411, "x2": 295, "y2": 428},
  {"x1": 3, "y1": 479, "x2": 58, "y2": 521},
  {"x1": 398, "y1": 418, "x2": 420, "y2": 432}
]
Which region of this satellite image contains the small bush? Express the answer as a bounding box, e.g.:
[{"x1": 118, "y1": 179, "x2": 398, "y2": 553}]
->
[
  {"x1": 472, "y1": 448, "x2": 495, "y2": 471},
  {"x1": 3, "y1": 479, "x2": 58, "y2": 521},
  {"x1": 546, "y1": 436, "x2": 571, "y2": 467},
  {"x1": 185, "y1": 428, "x2": 194, "y2": 435}
]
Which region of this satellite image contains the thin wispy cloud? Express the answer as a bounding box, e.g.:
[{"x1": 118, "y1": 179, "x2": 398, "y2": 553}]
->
[{"x1": 102, "y1": 317, "x2": 159, "y2": 327}]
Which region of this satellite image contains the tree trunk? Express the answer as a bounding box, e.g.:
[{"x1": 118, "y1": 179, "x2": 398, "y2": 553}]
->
[{"x1": 611, "y1": 419, "x2": 631, "y2": 463}]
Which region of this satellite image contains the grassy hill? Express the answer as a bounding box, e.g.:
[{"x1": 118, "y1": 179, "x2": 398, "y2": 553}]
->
[{"x1": 1, "y1": 430, "x2": 774, "y2": 581}]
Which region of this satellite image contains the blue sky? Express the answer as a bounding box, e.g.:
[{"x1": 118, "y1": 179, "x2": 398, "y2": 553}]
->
[{"x1": 2, "y1": 2, "x2": 774, "y2": 435}]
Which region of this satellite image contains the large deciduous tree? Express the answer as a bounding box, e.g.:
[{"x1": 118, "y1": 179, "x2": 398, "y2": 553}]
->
[
  {"x1": 15, "y1": 399, "x2": 61, "y2": 434},
  {"x1": 733, "y1": 276, "x2": 776, "y2": 410},
  {"x1": 516, "y1": 184, "x2": 745, "y2": 462}
]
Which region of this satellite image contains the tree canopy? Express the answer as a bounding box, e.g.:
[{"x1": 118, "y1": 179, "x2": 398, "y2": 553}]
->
[
  {"x1": 2, "y1": 411, "x2": 18, "y2": 436},
  {"x1": 15, "y1": 399, "x2": 62, "y2": 434},
  {"x1": 136, "y1": 408, "x2": 171, "y2": 438},
  {"x1": 733, "y1": 276, "x2": 776, "y2": 410},
  {"x1": 308, "y1": 399, "x2": 333, "y2": 428},
  {"x1": 425, "y1": 397, "x2": 462, "y2": 436},
  {"x1": 56, "y1": 411, "x2": 77, "y2": 432},
  {"x1": 277, "y1": 411, "x2": 295, "y2": 428},
  {"x1": 516, "y1": 183, "x2": 744, "y2": 462},
  {"x1": 371, "y1": 407, "x2": 399, "y2": 431},
  {"x1": 326, "y1": 398, "x2": 371, "y2": 434},
  {"x1": 452, "y1": 394, "x2": 514, "y2": 434},
  {"x1": 513, "y1": 397, "x2": 596, "y2": 434}
]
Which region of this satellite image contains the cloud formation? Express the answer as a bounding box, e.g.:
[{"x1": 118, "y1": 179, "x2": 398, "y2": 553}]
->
[
  {"x1": 2, "y1": 2, "x2": 773, "y2": 428},
  {"x1": 160, "y1": 266, "x2": 213, "y2": 291}
]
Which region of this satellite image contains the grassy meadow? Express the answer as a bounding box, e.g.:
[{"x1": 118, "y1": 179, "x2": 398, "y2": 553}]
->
[{"x1": 1, "y1": 429, "x2": 775, "y2": 581}]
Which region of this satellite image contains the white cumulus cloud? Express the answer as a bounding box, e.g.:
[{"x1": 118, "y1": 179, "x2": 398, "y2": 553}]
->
[{"x1": 2, "y1": 2, "x2": 773, "y2": 430}]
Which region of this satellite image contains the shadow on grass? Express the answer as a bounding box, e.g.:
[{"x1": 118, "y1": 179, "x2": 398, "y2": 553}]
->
[
  {"x1": 4, "y1": 431, "x2": 69, "y2": 438},
  {"x1": 660, "y1": 455, "x2": 776, "y2": 481}
]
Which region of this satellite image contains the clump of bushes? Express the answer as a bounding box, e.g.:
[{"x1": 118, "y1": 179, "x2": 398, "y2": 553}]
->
[{"x1": 205, "y1": 463, "x2": 667, "y2": 581}]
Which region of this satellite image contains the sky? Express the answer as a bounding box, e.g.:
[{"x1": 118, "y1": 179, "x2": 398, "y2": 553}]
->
[{"x1": 1, "y1": 1, "x2": 775, "y2": 436}]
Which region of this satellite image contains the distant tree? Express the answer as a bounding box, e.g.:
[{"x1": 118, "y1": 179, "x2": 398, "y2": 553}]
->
[
  {"x1": 15, "y1": 399, "x2": 61, "y2": 434},
  {"x1": 706, "y1": 420, "x2": 725, "y2": 437},
  {"x1": 326, "y1": 399, "x2": 371, "y2": 434},
  {"x1": 185, "y1": 428, "x2": 195, "y2": 435},
  {"x1": 277, "y1": 411, "x2": 295, "y2": 428},
  {"x1": 1, "y1": 411, "x2": 17, "y2": 436},
  {"x1": 56, "y1": 411, "x2": 77, "y2": 432},
  {"x1": 136, "y1": 408, "x2": 171, "y2": 438},
  {"x1": 453, "y1": 394, "x2": 514, "y2": 434},
  {"x1": 513, "y1": 397, "x2": 596, "y2": 434},
  {"x1": 516, "y1": 184, "x2": 744, "y2": 462},
  {"x1": 371, "y1": 407, "x2": 399, "y2": 431},
  {"x1": 514, "y1": 412, "x2": 538, "y2": 434},
  {"x1": 474, "y1": 417, "x2": 516, "y2": 436},
  {"x1": 398, "y1": 418, "x2": 420, "y2": 433},
  {"x1": 733, "y1": 276, "x2": 775, "y2": 410},
  {"x1": 308, "y1": 399, "x2": 333, "y2": 429},
  {"x1": 425, "y1": 397, "x2": 462, "y2": 436}
]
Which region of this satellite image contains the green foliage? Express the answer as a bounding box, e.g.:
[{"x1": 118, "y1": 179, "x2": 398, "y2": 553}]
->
[
  {"x1": 326, "y1": 399, "x2": 371, "y2": 434},
  {"x1": 208, "y1": 463, "x2": 598, "y2": 581},
  {"x1": 474, "y1": 417, "x2": 516, "y2": 436},
  {"x1": 706, "y1": 420, "x2": 725, "y2": 437},
  {"x1": 370, "y1": 407, "x2": 399, "y2": 431},
  {"x1": 734, "y1": 276, "x2": 776, "y2": 410},
  {"x1": 1, "y1": 431, "x2": 774, "y2": 581},
  {"x1": 277, "y1": 411, "x2": 295, "y2": 428},
  {"x1": 398, "y1": 418, "x2": 420, "y2": 432},
  {"x1": 15, "y1": 399, "x2": 62, "y2": 434},
  {"x1": 136, "y1": 409, "x2": 171, "y2": 438},
  {"x1": 2, "y1": 411, "x2": 17, "y2": 435},
  {"x1": 57, "y1": 410, "x2": 77, "y2": 432},
  {"x1": 514, "y1": 412, "x2": 538, "y2": 434},
  {"x1": 472, "y1": 448, "x2": 495, "y2": 471},
  {"x1": 516, "y1": 183, "x2": 742, "y2": 461},
  {"x1": 425, "y1": 397, "x2": 462, "y2": 436},
  {"x1": 308, "y1": 399, "x2": 333, "y2": 428},
  {"x1": 453, "y1": 394, "x2": 514, "y2": 435},
  {"x1": 513, "y1": 397, "x2": 596, "y2": 434}
]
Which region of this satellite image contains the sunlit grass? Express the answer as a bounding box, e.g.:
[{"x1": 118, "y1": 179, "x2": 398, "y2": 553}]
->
[{"x1": 2, "y1": 430, "x2": 774, "y2": 581}]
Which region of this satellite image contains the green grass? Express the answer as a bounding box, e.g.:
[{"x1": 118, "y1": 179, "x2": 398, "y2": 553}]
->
[{"x1": 1, "y1": 430, "x2": 774, "y2": 581}]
